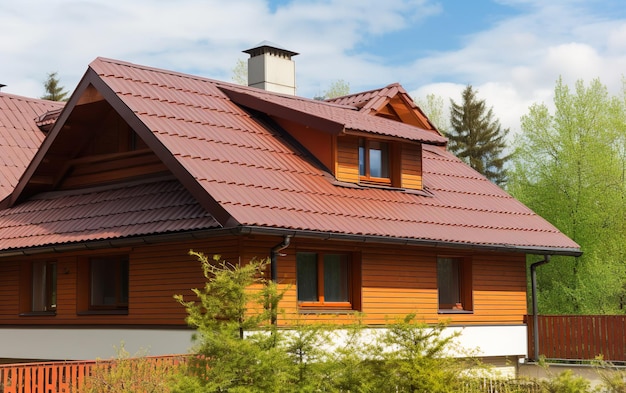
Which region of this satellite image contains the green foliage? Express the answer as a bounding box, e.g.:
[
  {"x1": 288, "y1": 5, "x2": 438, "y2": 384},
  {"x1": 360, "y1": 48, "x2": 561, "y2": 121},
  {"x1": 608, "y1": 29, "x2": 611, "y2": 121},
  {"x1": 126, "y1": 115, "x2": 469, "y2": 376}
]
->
[
  {"x1": 172, "y1": 251, "x2": 484, "y2": 392},
  {"x1": 79, "y1": 344, "x2": 177, "y2": 393},
  {"x1": 172, "y1": 251, "x2": 293, "y2": 392},
  {"x1": 414, "y1": 93, "x2": 450, "y2": 133},
  {"x1": 41, "y1": 72, "x2": 69, "y2": 101},
  {"x1": 509, "y1": 77, "x2": 626, "y2": 314},
  {"x1": 447, "y1": 85, "x2": 511, "y2": 185},
  {"x1": 231, "y1": 59, "x2": 247, "y2": 85},
  {"x1": 313, "y1": 79, "x2": 350, "y2": 100},
  {"x1": 538, "y1": 370, "x2": 591, "y2": 393}
]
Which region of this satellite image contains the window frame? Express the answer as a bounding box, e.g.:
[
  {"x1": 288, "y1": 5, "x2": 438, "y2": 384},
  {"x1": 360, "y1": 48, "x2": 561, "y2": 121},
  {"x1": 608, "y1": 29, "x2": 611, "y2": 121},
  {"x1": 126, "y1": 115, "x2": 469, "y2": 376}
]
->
[
  {"x1": 436, "y1": 256, "x2": 473, "y2": 313},
  {"x1": 296, "y1": 251, "x2": 361, "y2": 311},
  {"x1": 358, "y1": 137, "x2": 392, "y2": 185},
  {"x1": 77, "y1": 254, "x2": 130, "y2": 315},
  {"x1": 20, "y1": 259, "x2": 58, "y2": 316}
]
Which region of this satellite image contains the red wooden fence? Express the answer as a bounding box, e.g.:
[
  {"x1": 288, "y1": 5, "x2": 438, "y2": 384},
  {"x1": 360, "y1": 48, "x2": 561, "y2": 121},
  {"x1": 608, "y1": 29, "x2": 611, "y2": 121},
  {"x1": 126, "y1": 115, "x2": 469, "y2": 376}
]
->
[
  {"x1": 526, "y1": 315, "x2": 626, "y2": 362},
  {"x1": 0, "y1": 355, "x2": 185, "y2": 393}
]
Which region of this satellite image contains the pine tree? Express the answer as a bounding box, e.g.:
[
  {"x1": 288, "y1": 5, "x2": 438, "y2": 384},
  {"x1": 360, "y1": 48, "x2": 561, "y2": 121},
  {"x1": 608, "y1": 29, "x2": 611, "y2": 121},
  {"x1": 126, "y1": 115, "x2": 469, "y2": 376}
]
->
[
  {"x1": 41, "y1": 72, "x2": 69, "y2": 101},
  {"x1": 447, "y1": 85, "x2": 510, "y2": 185}
]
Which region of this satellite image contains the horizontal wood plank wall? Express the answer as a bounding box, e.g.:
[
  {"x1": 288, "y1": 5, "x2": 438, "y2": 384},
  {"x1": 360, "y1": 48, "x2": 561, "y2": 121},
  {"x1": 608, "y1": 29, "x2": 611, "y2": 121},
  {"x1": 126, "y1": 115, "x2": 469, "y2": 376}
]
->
[
  {"x1": 0, "y1": 235, "x2": 527, "y2": 328},
  {"x1": 0, "y1": 261, "x2": 19, "y2": 320},
  {"x1": 400, "y1": 143, "x2": 422, "y2": 190},
  {"x1": 0, "y1": 237, "x2": 242, "y2": 326},
  {"x1": 60, "y1": 150, "x2": 168, "y2": 189},
  {"x1": 335, "y1": 135, "x2": 359, "y2": 184},
  {"x1": 271, "y1": 239, "x2": 527, "y2": 326}
]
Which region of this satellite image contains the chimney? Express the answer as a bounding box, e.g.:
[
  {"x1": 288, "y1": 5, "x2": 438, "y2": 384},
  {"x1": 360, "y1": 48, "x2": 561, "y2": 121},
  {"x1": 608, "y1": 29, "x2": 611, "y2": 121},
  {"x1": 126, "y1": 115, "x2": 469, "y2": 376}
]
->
[{"x1": 243, "y1": 41, "x2": 299, "y2": 95}]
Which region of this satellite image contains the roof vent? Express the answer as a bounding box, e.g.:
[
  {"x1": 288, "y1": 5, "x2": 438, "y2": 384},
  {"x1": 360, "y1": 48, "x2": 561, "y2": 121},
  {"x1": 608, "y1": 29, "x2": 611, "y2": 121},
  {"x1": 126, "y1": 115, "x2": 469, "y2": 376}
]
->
[{"x1": 243, "y1": 41, "x2": 299, "y2": 95}]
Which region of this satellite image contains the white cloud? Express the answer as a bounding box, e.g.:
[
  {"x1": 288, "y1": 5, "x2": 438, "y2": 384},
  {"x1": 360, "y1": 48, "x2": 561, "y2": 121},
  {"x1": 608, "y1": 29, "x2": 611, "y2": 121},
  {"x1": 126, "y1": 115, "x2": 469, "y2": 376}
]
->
[{"x1": 1, "y1": 0, "x2": 625, "y2": 140}]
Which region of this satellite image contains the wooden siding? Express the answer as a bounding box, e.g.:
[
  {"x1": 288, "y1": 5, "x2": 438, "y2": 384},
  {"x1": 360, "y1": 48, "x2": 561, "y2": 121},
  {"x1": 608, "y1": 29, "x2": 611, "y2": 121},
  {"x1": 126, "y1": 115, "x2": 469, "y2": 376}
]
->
[
  {"x1": 0, "y1": 235, "x2": 527, "y2": 329},
  {"x1": 335, "y1": 135, "x2": 360, "y2": 183},
  {"x1": 273, "y1": 117, "x2": 334, "y2": 172},
  {"x1": 400, "y1": 143, "x2": 422, "y2": 190},
  {"x1": 60, "y1": 149, "x2": 168, "y2": 189}
]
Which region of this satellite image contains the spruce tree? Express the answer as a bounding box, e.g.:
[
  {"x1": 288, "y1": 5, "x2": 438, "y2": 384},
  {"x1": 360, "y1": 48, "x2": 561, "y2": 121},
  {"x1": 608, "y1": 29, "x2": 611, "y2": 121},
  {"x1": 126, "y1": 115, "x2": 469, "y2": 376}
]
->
[
  {"x1": 41, "y1": 72, "x2": 69, "y2": 101},
  {"x1": 447, "y1": 85, "x2": 510, "y2": 185}
]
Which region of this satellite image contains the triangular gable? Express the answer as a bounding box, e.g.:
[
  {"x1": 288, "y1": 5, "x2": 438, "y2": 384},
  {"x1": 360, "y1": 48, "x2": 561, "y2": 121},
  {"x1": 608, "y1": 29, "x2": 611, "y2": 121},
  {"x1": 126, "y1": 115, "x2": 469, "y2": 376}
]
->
[
  {"x1": 8, "y1": 60, "x2": 237, "y2": 227},
  {"x1": 327, "y1": 83, "x2": 441, "y2": 135}
]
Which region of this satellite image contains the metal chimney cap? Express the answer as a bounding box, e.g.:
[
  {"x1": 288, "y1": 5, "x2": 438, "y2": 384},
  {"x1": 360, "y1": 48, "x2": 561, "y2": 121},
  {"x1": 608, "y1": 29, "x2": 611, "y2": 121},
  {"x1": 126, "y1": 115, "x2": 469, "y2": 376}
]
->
[{"x1": 243, "y1": 41, "x2": 299, "y2": 57}]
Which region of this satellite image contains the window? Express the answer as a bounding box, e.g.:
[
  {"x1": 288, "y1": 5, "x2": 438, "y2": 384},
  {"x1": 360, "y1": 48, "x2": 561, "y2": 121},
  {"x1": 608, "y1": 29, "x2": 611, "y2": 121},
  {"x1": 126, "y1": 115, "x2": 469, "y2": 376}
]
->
[
  {"x1": 437, "y1": 257, "x2": 472, "y2": 312},
  {"x1": 89, "y1": 256, "x2": 129, "y2": 310},
  {"x1": 31, "y1": 260, "x2": 57, "y2": 312},
  {"x1": 359, "y1": 138, "x2": 390, "y2": 183},
  {"x1": 296, "y1": 252, "x2": 360, "y2": 310}
]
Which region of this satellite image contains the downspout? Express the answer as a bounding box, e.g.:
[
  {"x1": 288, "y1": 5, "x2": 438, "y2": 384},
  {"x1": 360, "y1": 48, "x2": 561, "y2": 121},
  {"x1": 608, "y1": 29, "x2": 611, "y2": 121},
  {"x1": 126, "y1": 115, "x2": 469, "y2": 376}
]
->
[
  {"x1": 270, "y1": 235, "x2": 291, "y2": 282},
  {"x1": 530, "y1": 255, "x2": 550, "y2": 361},
  {"x1": 269, "y1": 235, "x2": 291, "y2": 325}
]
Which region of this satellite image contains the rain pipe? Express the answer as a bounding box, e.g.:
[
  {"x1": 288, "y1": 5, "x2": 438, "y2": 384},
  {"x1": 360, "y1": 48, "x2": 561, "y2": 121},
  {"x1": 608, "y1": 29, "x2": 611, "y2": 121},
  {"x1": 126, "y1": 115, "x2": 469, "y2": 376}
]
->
[
  {"x1": 269, "y1": 235, "x2": 291, "y2": 325},
  {"x1": 530, "y1": 255, "x2": 550, "y2": 362}
]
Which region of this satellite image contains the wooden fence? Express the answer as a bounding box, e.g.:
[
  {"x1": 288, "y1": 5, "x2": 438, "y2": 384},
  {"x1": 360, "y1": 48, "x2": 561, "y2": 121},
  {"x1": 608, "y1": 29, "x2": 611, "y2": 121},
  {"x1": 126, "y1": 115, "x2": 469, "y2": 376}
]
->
[
  {"x1": 0, "y1": 355, "x2": 185, "y2": 393},
  {"x1": 526, "y1": 315, "x2": 626, "y2": 362}
]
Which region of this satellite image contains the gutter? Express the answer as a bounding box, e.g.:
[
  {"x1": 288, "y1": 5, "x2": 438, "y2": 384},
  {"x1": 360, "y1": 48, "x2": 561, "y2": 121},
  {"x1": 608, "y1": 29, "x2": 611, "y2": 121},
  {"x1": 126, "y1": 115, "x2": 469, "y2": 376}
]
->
[
  {"x1": 530, "y1": 255, "x2": 550, "y2": 361},
  {"x1": 0, "y1": 226, "x2": 581, "y2": 258}
]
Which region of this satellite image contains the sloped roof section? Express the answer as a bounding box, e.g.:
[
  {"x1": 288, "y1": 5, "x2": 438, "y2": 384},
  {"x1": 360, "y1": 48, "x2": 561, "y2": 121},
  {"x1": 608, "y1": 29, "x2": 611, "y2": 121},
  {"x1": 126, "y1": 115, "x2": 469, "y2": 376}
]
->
[
  {"x1": 0, "y1": 93, "x2": 64, "y2": 201},
  {"x1": 219, "y1": 84, "x2": 446, "y2": 145},
  {"x1": 0, "y1": 178, "x2": 219, "y2": 252},
  {"x1": 0, "y1": 57, "x2": 580, "y2": 256}
]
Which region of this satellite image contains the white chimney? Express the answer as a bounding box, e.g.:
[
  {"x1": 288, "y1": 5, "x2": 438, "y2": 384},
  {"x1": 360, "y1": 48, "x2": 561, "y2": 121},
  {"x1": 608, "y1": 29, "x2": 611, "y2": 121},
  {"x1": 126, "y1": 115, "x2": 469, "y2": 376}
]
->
[{"x1": 243, "y1": 41, "x2": 299, "y2": 95}]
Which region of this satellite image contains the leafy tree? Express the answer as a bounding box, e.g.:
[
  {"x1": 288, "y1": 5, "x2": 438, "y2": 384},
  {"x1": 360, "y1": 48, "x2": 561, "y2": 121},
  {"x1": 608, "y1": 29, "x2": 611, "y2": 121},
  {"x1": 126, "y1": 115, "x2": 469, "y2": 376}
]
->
[
  {"x1": 231, "y1": 58, "x2": 247, "y2": 86},
  {"x1": 414, "y1": 93, "x2": 449, "y2": 134},
  {"x1": 509, "y1": 77, "x2": 626, "y2": 314},
  {"x1": 447, "y1": 85, "x2": 511, "y2": 185},
  {"x1": 41, "y1": 72, "x2": 69, "y2": 101},
  {"x1": 322, "y1": 79, "x2": 350, "y2": 99}
]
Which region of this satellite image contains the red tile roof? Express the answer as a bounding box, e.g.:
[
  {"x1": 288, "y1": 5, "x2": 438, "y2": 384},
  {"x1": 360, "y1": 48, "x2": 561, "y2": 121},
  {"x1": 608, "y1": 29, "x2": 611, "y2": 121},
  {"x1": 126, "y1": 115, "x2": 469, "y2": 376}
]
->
[
  {"x1": 0, "y1": 178, "x2": 219, "y2": 252},
  {"x1": 0, "y1": 93, "x2": 64, "y2": 201},
  {"x1": 0, "y1": 58, "x2": 581, "y2": 256}
]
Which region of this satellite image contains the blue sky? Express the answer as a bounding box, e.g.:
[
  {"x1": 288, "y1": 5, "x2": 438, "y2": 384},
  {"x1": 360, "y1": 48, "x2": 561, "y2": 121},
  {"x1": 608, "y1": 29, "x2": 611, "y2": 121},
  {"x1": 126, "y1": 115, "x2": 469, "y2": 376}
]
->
[{"x1": 1, "y1": 0, "x2": 625, "y2": 135}]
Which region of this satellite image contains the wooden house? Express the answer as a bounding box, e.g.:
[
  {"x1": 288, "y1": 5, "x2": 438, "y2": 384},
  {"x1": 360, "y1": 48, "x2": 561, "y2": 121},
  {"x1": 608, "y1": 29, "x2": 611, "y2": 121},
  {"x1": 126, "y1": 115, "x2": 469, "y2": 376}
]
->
[{"x1": 0, "y1": 45, "x2": 580, "y2": 371}]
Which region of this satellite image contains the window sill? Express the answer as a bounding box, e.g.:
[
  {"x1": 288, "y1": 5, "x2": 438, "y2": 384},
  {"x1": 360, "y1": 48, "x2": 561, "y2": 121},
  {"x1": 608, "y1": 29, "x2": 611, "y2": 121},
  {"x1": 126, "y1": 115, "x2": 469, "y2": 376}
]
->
[
  {"x1": 77, "y1": 310, "x2": 129, "y2": 316},
  {"x1": 298, "y1": 308, "x2": 358, "y2": 314},
  {"x1": 438, "y1": 309, "x2": 473, "y2": 314},
  {"x1": 19, "y1": 311, "x2": 56, "y2": 317}
]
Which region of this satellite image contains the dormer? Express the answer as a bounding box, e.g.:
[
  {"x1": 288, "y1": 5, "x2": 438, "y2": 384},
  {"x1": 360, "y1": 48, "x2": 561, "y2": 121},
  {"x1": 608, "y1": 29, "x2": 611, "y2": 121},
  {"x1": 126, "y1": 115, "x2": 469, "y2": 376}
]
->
[
  {"x1": 335, "y1": 134, "x2": 423, "y2": 190},
  {"x1": 220, "y1": 85, "x2": 445, "y2": 193}
]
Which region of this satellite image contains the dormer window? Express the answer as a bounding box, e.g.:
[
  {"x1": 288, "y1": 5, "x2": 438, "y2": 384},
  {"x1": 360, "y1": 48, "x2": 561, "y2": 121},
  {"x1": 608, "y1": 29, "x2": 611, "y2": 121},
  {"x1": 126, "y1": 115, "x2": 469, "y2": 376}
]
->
[
  {"x1": 335, "y1": 135, "x2": 423, "y2": 191},
  {"x1": 358, "y1": 138, "x2": 390, "y2": 184}
]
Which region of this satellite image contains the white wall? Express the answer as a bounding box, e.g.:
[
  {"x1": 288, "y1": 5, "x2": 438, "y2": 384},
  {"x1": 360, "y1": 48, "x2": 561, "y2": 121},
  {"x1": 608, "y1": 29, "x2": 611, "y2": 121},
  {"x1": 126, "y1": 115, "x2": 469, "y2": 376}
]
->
[
  {"x1": 0, "y1": 324, "x2": 526, "y2": 362},
  {"x1": 0, "y1": 328, "x2": 196, "y2": 361}
]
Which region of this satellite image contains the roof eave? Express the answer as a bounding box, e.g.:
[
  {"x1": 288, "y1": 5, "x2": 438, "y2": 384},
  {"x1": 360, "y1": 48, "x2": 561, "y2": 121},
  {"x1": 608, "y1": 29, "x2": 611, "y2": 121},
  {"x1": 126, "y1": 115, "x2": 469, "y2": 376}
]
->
[
  {"x1": 0, "y1": 226, "x2": 582, "y2": 258},
  {"x1": 236, "y1": 226, "x2": 583, "y2": 257}
]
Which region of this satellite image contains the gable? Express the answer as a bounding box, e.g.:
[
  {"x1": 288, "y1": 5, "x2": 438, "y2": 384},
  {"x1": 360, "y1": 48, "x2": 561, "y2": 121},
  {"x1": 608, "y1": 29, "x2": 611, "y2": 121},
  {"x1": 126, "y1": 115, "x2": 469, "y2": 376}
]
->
[{"x1": 327, "y1": 83, "x2": 440, "y2": 135}]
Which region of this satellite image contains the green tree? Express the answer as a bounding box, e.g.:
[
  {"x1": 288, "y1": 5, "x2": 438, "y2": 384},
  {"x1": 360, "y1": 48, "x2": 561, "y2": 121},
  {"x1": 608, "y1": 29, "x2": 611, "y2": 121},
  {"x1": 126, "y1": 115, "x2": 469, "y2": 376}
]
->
[
  {"x1": 172, "y1": 252, "x2": 294, "y2": 392},
  {"x1": 414, "y1": 93, "x2": 449, "y2": 133},
  {"x1": 41, "y1": 72, "x2": 69, "y2": 101},
  {"x1": 509, "y1": 77, "x2": 626, "y2": 314},
  {"x1": 231, "y1": 58, "x2": 247, "y2": 85},
  {"x1": 171, "y1": 251, "x2": 480, "y2": 392},
  {"x1": 447, "y1": 85, "x2": 511, "y2": 185},
  {"x1": 313, "y1": 79, "x2": 350, "y2": 100}
]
